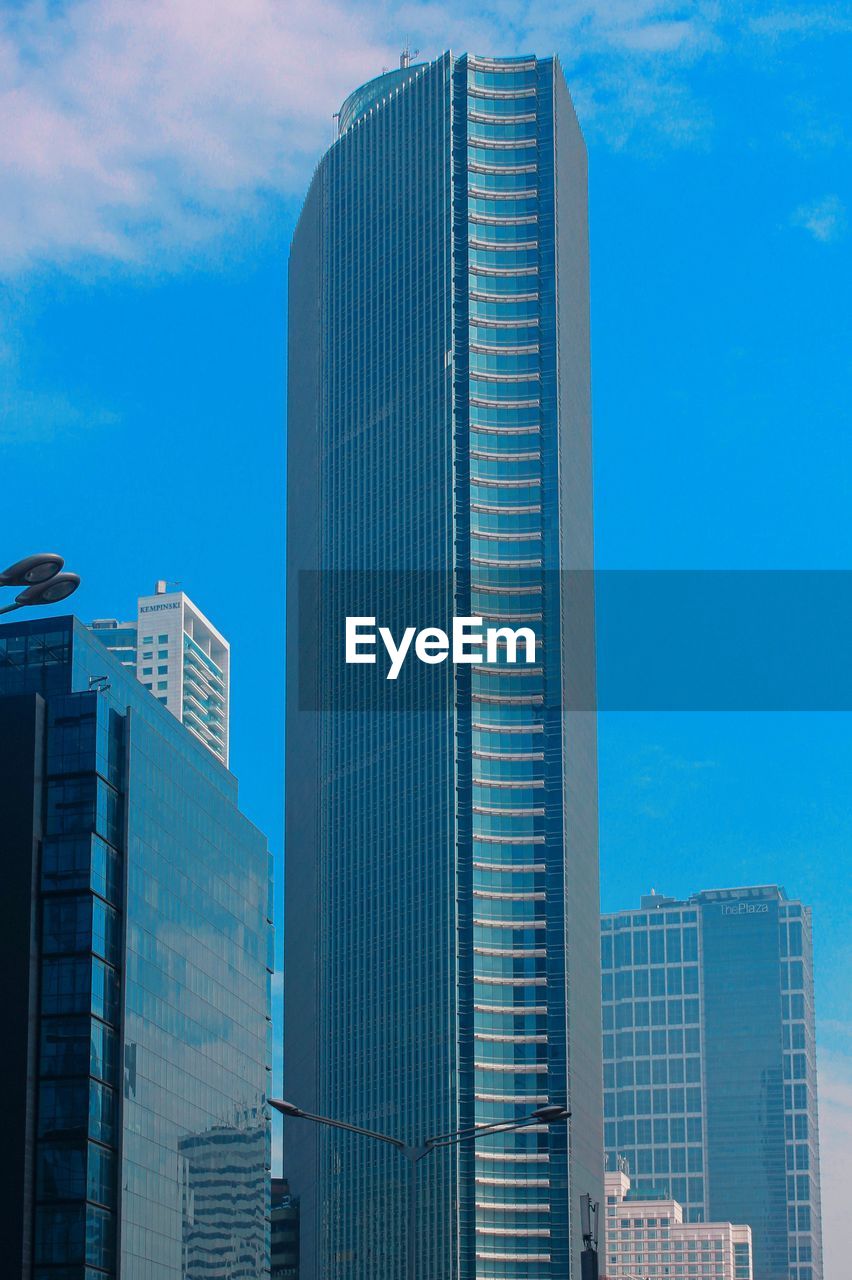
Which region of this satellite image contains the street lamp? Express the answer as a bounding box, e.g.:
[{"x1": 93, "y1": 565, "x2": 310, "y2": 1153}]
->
[
  {"x1": 270, "y1": 1097, "x2": 570, "y2": 1279},
  {"x1": 0, "y1": 554, "x2": 80, "y2": 616}
]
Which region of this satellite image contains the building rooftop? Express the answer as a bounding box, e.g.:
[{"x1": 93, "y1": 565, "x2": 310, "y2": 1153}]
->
[{"x1": 603, "y1": 884, "x2": 791, "y2": 915}]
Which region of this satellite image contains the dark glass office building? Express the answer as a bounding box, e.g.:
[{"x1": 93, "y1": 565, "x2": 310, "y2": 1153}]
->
[
  {"x1": 0, "y1": 616, "x2": 272, "y2": 1279},
  {"x1": 286, "y1": 51, "x2": 601, "y2": 1278},
  {"x1": 601, "y1": 886, "x2": 823, "y2": 1280},
  {"x1": 271, "y1": 1179, "x2": 300, "y2": 1279}
]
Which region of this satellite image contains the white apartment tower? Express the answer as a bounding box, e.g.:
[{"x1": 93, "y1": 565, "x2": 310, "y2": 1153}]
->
[{"x1": 90, "y1": 581, "x2": 229, "y2": 765}]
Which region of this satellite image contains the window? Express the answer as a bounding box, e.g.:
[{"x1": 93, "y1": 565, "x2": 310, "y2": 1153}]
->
[
  {"x1": 43, "y1": 897, "x2": 91, "y2": 954},
  {"x1": 142, "y1": 666, "x2": 152, "y2": 676},
  {"x1": 38, "y1": 1079, "x2": 88, "y2": 1135},
  {"x1": 157, "y1": 665, "x2": 168, "y2": 674},
  {"x1": 37, "y1": 1142, "x2": 86, "y2": 1200},
  {"x1": 158, "y1": 648, "x2": 168, "y2": 658},
  {"x1": 157, "y1": 680, "x2": 167, "y2": 691},
  {"x1": 34, "y1": 1204, "x2": 85, "y2": 1264},
  {"x1": 47, "y1": 779, "x2": 95, "y2": 836},
  {"x1": 158, "y1": 633, "x2": 168, "y2": 643},
  {"x1": 615, "y1": 933, "x2": 632, "y2": 967},
  {"x1": 42, "y1": 957, "x2": 90, "y2": 1015}
]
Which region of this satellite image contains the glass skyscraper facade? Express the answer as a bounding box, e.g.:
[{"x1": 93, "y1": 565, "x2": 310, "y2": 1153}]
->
[
  {"x1": 286, "y1": 51, "x2": 601, "y2": 1279},
  {"x1": 0, "y1": 615, "x2": 272, "y2": 1279},
  {"x1": 601, "y1": 886, "x2": 823, "y2": 1280}
]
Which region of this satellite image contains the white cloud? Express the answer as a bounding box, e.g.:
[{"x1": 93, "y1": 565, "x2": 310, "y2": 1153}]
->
[
  {"x1": 791, "y1": 194, "x2": 847, "y2": 243},
  {"x1": 0, "y1": 1, "x2": 844, "y2": 271},
  {"x1": 751, "y1": 8, "x2": 852, "y2": 39},
  {"x1": 0, "y1": 0, "x2": 398, "y2": 270},
  {"x1": 818, "y1": 1049, "x2": 852, "y2": 1276}
]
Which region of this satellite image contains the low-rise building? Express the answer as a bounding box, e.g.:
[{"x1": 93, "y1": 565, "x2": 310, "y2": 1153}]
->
[{"x1": 604, "y1": 1168, "x2": 752, "y2": 1280}]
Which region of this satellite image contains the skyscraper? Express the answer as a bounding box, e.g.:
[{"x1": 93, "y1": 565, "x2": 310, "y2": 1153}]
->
[
  {"x1": 0, "y1": 615, "x2": 271, "y2": 1279},
  {"x1": 286, "y1": 51, "x2": 601, "y2": 1278},
  {"x1": 90, "y1": 580, "x2": 230, "y2": 765},
  {"x1": 601, "y1": 886, "x2": 823, "y2": 1280}
]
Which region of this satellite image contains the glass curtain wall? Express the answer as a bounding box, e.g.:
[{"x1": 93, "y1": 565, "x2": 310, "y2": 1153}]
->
[{"x1": 456, "y1": 54, "x2": 569, "y2": 1279}]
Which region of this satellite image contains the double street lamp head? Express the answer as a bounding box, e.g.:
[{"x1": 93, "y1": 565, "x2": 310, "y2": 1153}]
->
[
  {"x1": 269, "y1": 1098, "x2": 570, "y2": 1128},
  {"x1": 529, "y1": 1104, "x2": 571, "y2": 1123},
  {"x1": 0, "y1": 553, "x2": 80, "y2": 616}
]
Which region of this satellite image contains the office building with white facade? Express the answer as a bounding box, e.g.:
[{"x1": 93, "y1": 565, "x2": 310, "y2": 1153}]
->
[
  {"x1": 603, "y1": 1168, "x2": 752, "y2": 1280},
  {"x1": 90, "y1": 581, "x2": 229, "y2": 764}
]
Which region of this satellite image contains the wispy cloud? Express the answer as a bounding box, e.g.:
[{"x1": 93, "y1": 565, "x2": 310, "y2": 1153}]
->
[
  {"x1": 0, "y1": 0, "x2": 398, "y2": 272},
  {"x1": 0, "y1": 1, "x2": 847, "y2": 272},
  {"x1": 630, "y1": 744, "x2": 718, "y2": 819},
  {"x1": 751, "y1": 7, "x2": 852, "y2": 40},
  {"x1": 791, "y1": 194, "x2": 847, "y2": 243}
]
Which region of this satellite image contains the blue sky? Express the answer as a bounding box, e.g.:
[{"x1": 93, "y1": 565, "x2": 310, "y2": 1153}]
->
[{"x1": 2, "y1": 0, "x2": 850, "y2": 1265}]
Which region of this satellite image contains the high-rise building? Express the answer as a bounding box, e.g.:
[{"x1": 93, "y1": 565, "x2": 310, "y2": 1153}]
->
[
  {"x1": 0, "y1": 615, "x2": 272, "y2": 1279},
  {"x1": 271, "y1": 1179, "x2": 300, "y2": 1279},
  {"x1": 601, "y1": 886, "x2": 823, "y2": 1280},
  {"x1": 90, "y1": 580, "x2": 230, "y2": 765},
  {"x1": 602, "y1": 1168, "x2": 753, "y2": 1280},
  {"x1": 286, "y1": 51, "x2": 600, "y2": 1278}
]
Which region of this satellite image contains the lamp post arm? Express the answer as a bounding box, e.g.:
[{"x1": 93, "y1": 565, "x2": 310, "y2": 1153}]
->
[
  {"x1": 425, "y1": 1113, "x2": 551, "y2": 1151},
  {"x1": 269, "y1": 1100, "x2": 407, "y2": 1152}
]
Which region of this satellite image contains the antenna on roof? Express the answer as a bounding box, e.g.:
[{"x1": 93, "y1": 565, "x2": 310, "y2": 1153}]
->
[{"x1": 400, "y1": 42, "x2": 419, "y2": 70}]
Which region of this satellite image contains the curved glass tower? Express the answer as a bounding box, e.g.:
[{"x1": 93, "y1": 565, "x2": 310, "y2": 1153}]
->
[{"x1": 286, "y1": 51, "x2": 602, "y2": 1279}]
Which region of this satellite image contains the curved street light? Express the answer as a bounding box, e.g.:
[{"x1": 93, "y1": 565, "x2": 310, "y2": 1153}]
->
[
  {"x1": 0, "y1": 553, "x2": 80, "y2": 616},
  {"x1": 270, "y1": 1097, "x2": 571, "y2": 1279}
]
